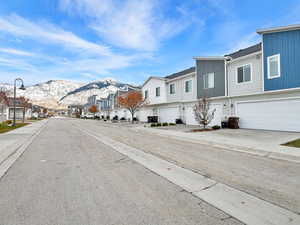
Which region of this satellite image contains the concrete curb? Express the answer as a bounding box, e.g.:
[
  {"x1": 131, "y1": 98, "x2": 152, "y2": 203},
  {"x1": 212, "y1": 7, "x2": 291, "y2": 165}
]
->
[
  {"x1": 0, "y1": 120, "x2": 48, "y2": 180},
  {"x1": 74, "y1": 124, "x2": 300, "y2": 225},
  {"x1": 136, "y1": 127, "x2": 300, "y2": 164}
]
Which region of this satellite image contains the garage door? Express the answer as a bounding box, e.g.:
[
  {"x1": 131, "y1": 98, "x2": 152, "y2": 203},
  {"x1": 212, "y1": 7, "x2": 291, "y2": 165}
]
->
[
  {"x1": 185, "y1": 104, "x2": 223, "y2": 126},
  {"x1": 236, "y1": 98, "x2": 300, "y2": 132},
  {"x1": 137, "y1": 108, "x2": 152, "y2": 122},
  {"x1": 159, "y1": 107, "x2": 179, "y2": 123}
]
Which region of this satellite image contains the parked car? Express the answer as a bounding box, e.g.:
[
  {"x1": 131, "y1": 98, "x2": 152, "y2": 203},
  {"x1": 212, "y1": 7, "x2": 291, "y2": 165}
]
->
[{"x1": 81, "y1": 114, "x2": 95, "y2": 119}]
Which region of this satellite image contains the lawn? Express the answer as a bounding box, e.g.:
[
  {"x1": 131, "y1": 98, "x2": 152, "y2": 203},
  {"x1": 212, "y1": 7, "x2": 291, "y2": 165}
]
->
[
  {"x1": 282, "y1": 139, "x2": 300, "y2": 148},
  {"x1": 0, "y1": 123, "x2": 29, "y2": 134}
]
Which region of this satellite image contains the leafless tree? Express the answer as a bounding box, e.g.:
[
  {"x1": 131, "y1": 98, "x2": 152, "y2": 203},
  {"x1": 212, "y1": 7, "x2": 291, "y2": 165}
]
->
[{"x1": 193, "y1": 97, "x2": 216, "y2": 129}]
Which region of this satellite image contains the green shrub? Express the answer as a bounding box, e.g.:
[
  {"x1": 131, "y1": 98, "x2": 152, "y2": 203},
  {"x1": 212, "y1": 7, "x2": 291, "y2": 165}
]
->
[
  {"x1": 150, "y1": 123, "x2": 157, "y2": 127},
  {"x1": 0, "y1": 122, "x2": 8, "y2": 128},
  {"x1": 162, "y1": 122, "x2": 168, "y2": 126},
  {"x1": 212, "y1": 125, "x2": 221, "y2": 130},
  {"x1": 156, "y1": 123, "x2": 162, "y2": 127},
  {"x1": 169, "y1": 123, "x2": 176, "y2": 126}
]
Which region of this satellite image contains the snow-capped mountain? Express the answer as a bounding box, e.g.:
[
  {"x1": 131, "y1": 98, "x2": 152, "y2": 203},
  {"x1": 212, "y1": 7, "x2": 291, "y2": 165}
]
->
[
  {"x1": 59, "y1": 79, "x2": 137, "y2": 105},
  {"x1": 0, "y1": 79, "x2": 139, "y2": 109}
]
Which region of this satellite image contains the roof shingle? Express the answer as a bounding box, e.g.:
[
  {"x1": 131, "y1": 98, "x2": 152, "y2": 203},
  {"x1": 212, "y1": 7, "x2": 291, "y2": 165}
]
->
[
  {"x1": 165, "y1": 67, "x2": 195, "y2": 80},
  {"x1": 225, "y1": 43, "x2": 262, "y2": 59}
]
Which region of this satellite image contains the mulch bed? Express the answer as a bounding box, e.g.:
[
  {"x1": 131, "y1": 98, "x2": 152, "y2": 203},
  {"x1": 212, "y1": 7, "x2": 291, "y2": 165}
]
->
[{"x1": 188, "y1": 128, "x2": 215, "y2": 132}]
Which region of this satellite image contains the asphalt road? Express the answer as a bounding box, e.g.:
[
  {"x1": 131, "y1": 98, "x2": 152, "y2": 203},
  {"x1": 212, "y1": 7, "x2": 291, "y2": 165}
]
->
[
  {"x1": 0, "y1": 118, "x2": 242, "y2": 225},
  {"x1": 71, "y1": 118, "x2": 300, "y2": 214}
]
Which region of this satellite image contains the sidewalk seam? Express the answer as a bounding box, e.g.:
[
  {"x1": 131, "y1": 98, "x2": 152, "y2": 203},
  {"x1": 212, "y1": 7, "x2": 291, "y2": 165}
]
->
[{"x1": 0, "y1": 120, "x2": 48, "y2": 180}]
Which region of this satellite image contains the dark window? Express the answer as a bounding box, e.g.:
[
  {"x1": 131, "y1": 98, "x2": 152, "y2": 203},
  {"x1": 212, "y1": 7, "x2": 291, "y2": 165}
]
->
[{"x1": 155, "y1": 87, "x2": 160, "y2": 97}]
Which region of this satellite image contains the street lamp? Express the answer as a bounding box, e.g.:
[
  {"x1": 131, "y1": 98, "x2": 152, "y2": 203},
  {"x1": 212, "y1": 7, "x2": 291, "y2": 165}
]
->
[{"x1": 13, "y1": 78, "x2": 26, "y2": 126}]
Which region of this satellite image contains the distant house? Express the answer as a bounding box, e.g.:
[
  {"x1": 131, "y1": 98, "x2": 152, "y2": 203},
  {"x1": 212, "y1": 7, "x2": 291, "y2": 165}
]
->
[
  {"x1": 67, "y1": 104, "x2": 83, "y2": 117},
  {"x1": 0, "y1": 92, "x2": 9, "y2": 122},
  {"x1": 7, "y1": 97, "x2": 32, "y2": 121}
]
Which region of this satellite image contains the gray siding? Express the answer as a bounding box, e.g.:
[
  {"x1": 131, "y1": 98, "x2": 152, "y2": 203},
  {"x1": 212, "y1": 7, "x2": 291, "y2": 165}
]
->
[{"x1": 196, "y1": 60, "x2": 226, "y2": 98}]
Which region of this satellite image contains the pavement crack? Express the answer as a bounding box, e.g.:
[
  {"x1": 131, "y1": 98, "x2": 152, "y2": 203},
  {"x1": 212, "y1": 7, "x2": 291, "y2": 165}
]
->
[
  {"x1": 114, "y1": 157, "x2": 129, "y2": 164},
  {"x1": 201, "y1": 182, "x2": 218, "y2": 191},
  {"x1": 220, "y1": 216, "x2": 233, "y2": 221}
]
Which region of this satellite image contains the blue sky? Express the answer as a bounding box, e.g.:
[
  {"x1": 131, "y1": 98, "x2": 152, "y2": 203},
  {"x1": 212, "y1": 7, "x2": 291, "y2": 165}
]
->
[{"x1": 0, "y1": 0, "x2": 300, "y2": 85}]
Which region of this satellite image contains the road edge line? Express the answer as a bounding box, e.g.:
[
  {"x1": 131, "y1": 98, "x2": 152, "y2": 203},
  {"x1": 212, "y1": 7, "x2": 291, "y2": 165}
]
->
[{"x1": 74, "y1": 124, "x2": 300, "y2": 225}]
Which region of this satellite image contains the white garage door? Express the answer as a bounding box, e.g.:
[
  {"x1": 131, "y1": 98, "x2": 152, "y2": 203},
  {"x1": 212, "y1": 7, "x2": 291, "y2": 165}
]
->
[
  {"x1": 236, "y1": 98, "x2": 300, "y2": 132},
  {"x1": 185, "y1": 104, "x2": 223, "y2": 126},
  {"x1": 138, "y1": 108, "x2": 152, "y2": 122},
  {"x1": 159, "y1": 107, "x2": 179, "y2": 123}
]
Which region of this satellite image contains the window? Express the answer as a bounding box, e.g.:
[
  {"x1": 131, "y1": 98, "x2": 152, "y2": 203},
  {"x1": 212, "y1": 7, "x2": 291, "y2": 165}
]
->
[
  {"x1": 267, "y1": 54, "x2": 280, "y2": 79},
  {"x1": 185, "y1": 80, "x2": 192, "y2": 93},
  {"x1": 155, "y1": 87, "x2": 160, "y2": 97},
  {"x1": 237, "y1": 64, "x2": 251, "y2": 83},
  {"x1": 203, "y1": 73, "x2": 214, "y2": 89},
  {"x1": 169, "y1": 83, "x2": 175, "y2": 94},
  {"x1": 144, "y1": 90, "x2": 148, "y2": 99}
]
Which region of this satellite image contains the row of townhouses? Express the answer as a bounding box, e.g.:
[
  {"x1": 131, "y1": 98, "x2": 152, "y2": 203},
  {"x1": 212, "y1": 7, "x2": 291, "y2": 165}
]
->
[
  {"x1": 84, "y1": 24, "x2": 300, "y2": 133},
  {"x1": 138, "y1": 24, "x2": 300, "y2": 132},
  {"x1": 79, "y1": 85, "x2": 141, "y2": 119}
]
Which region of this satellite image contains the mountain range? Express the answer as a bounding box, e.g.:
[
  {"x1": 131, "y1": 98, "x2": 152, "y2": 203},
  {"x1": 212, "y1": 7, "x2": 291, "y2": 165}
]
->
[{"x1": 0, "y1": 79, "x2": 138, "y2": 109}]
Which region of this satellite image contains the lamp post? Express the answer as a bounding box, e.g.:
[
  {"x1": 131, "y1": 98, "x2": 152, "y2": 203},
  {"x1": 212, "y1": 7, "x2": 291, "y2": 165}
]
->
[{"x1": 13, "y1": 78, "x2": 26, "y2": 126}]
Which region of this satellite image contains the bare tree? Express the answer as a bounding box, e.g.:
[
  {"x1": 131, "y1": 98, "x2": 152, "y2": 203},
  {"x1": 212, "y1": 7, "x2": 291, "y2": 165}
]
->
[{"x1": 193, "y1": 97, "x2": 216, "y2": 129}]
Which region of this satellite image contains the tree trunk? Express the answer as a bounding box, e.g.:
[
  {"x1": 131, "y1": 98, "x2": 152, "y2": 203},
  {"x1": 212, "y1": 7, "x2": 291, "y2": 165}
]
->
[{"x1": 131, "y1": 110, "x2": 135, "y2": 124}]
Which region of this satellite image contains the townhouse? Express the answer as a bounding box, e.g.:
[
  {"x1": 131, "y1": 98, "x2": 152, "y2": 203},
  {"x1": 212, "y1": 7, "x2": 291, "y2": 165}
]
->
[
  {"x1": 139, "y1": 24, "x2": 300, "y2": 132},
  {"x1": 97, "y1": 85, "x2": 141, "y2": 120},
  {"x1": 139, "y1": 67, "x2": 205, "y2": 125},
  {"x1": 230, "y1": 24, "x2": 300, "y2": 132}
]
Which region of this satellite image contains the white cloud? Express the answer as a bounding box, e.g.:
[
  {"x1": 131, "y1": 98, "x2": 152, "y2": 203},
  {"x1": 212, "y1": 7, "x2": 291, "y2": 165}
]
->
[
  {"x1": 0, "y1": 14, "x2": 111, "y2": 56},
  {"x1": 0, "y1": 13, "x2": 152, "y2": 84},
  {"x1": 0, "y1": 48, "x2": 33, "y2": 56},
  {"x1": 59, "y1": 0, "x2": 193, "y2": 51}
]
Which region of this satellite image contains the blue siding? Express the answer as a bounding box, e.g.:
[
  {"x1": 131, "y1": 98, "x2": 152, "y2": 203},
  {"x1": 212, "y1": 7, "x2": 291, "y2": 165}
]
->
[{"x1": 263, "y1": 30, "x2": 300, "y2": 91}]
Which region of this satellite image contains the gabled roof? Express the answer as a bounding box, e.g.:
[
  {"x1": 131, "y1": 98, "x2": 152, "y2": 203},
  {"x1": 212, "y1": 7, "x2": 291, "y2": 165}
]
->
[
  {"x1": 165, "y1": 67, "x2": 195, "y2": 80},
  {"x1": 142, "y1": 76, "x2": 166, "y2": 87},
  {"x1": 225, "y1": 43, "x2": 262, "y2": 59},
  {"x1": 257, "y1": 24, "x2": 300, "y2": 34}
]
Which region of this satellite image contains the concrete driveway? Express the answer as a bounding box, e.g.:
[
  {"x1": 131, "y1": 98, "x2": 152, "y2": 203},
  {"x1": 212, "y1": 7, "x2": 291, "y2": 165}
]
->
[{"x1": 193, "y1": 128, "x2": 300, "y2": 147}]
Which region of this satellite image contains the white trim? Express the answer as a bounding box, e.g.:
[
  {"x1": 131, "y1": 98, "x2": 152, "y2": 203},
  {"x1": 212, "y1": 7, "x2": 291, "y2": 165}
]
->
[
  {"x1": 236, "y1": 63, "x2": 253, "y2": 85},
  {"x1": 257, "y1": 24, "x2": 300, "y2": 34},
  {"x1": 166, "y1": 72, "x2": 196, "y2": 83},
  {"x1": 155, "y1": 87, "x2": 161, "y2": 97},
  {"x1": 227, "y1": 51, "x2": 262, "y2": 63},
  {"x1": 184, "y1": 79, "x2": 193, "y2": 93},
  {"x1": 203, "y1": 72, "x2": 215, "y2": 89},
  {"x1": 169, "y1": 83, "x2": 176, "y2": 95},
  {"x1": 267, "y1": 54, "x2": 281, "y2": 79},
  {"x1": 235, "y1": 96, "x2": 300, "y2": 105},
  {"x1": 261, "y1": 39, "x2": 265, "y2": 92},
  {"x1": 225, "y1": 60, "x2": 228, "y2": 97},
  {"x1": 193, "y1": 56, "x2": 227, "y2": 60},
  {"x1": 142, "y1": 76, "x2": 166, "y2": 88}
]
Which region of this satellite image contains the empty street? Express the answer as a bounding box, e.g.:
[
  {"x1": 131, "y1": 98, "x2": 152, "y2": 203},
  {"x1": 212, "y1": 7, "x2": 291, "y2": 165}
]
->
[{"x1": 1, "y1": 118, "x2": 300, "y2": 225}]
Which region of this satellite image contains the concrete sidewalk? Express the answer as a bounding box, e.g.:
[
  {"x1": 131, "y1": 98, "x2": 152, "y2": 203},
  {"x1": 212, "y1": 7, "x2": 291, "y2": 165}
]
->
[
  {"x1": 135, "y1": 126, "x2": 300, "y2": 163},
  {"x1": 0, "y1": 119, "x2": 48, "y2": 178}
]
